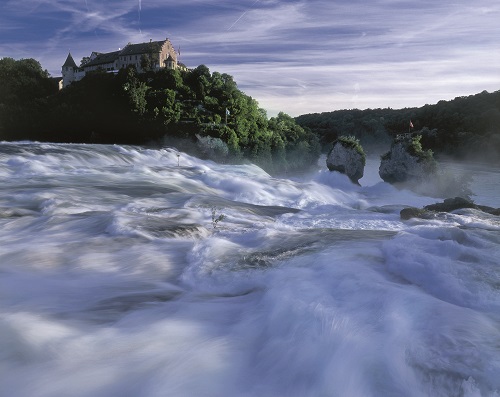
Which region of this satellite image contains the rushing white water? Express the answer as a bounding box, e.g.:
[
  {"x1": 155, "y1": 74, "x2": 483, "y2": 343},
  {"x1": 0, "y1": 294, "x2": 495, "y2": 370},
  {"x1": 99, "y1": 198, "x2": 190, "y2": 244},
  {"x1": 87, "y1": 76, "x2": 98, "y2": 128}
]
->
[{"x1": 1, "y1": 142, "x2": 499, "y2": 397}]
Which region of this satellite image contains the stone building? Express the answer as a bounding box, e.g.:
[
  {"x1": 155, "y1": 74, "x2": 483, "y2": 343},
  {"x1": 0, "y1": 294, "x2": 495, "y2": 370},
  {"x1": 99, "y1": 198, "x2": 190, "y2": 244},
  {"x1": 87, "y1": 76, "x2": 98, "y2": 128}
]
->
[{"x1": 61, "y1": 38, "x2": 183, "y2": 88}]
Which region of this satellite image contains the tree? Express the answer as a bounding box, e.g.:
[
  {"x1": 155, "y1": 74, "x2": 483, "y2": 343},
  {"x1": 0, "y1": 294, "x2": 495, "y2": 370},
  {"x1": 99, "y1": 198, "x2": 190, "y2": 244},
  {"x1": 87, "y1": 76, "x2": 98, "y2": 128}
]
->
[
  {"x1": 1, "y1": 57, "x2": 325, "y2": 172},
  {"x1": 122, "y1": 67, "x2": 148, "y2": 115},
  {"x1": 140, "y1": 54, "x2": 154, "y2": 72},
  {"x1": 0, "y1": 57, "x2": 54, "y2": 139},
  {"x1": 0, "y1": 57, "x2": 52, "y2": 103},
  {"x1": 80, "y1": 57, "x2": 91, "y2": 67}
]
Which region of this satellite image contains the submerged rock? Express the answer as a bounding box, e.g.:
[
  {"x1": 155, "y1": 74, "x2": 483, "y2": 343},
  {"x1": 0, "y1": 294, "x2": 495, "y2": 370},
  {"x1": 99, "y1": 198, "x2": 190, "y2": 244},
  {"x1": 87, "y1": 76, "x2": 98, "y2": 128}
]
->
[
  {"x1": 400, "y1": 207, "x2": 435, "y2": 220},
  {"x1": 326, "y1": 136, "x2": 365, "y2": 184},
  {"x1": 425, "y1": 197, "x2": 500, "y2": 215},
  {"x1": 379, "y1": 135, "x2": 437, "y2": 184},
  {"x1": 401, "y1": 197, "x2": 500, "y2": 220},
  {"x1": 424, "y1": 197, "x2": 476, "y2": 212}
]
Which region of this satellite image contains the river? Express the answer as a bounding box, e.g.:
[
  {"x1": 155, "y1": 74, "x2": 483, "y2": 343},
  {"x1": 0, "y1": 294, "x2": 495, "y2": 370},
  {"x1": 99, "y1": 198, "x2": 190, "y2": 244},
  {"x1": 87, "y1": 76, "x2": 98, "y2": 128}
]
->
[{"x1": 1, "y1": 142, "x2": 499, "y2": 397}]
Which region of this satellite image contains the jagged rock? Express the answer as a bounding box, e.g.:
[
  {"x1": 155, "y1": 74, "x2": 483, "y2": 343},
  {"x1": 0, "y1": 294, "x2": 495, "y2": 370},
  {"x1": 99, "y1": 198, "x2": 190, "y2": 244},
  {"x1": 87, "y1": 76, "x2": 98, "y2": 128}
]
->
[
  {"x1": 400, "y1": 207, "x2": 435, "y2": 220},
  {"x1": 379, "y1": 136, "x2": 437, "y2": 184},
  {"x1": 424, "y1": 197, "x2": 476, "y2": 212},
  {"x1": 401, "y1": 197, "x2": 500, "y2": 220},
  {"x1": 425, "y1": 197, "x2": 500, "y2": 215},
  {"x1": 326, "y1": 137, "x2": 365, "y2": 184}
]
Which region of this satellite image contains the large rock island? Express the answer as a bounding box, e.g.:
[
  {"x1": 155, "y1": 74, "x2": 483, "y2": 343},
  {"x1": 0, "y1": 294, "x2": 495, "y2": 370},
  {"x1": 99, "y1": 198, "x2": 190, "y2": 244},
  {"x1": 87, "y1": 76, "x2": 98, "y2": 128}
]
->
[
  {"x1": 379, "y1": 135, "x2": 437, "y2": 184},
  {"x1": 326, "y1": 136, "x2": 366, "y2": 184}
]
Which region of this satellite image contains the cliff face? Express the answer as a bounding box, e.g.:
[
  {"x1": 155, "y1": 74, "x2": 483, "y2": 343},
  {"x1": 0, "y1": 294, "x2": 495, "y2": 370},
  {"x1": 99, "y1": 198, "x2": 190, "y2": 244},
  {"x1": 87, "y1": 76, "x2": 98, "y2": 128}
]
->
[
  {"x1": 379, "y1": 140, "x2": 436, "y2": 183},
  {"x1": 326, "y1": 140, "x2": 365, "y2": 184}
]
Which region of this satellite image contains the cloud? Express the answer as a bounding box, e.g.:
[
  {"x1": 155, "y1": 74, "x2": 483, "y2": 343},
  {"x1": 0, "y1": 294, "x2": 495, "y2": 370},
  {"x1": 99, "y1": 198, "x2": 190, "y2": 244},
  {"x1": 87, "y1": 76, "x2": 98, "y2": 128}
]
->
[
  {"x1": 1, "y1": 0, "x2": 148, "y2": 69},
  {"x1": 182, "y1": 0, "x2": 500, "y2": 115},
  {"x1": 1, "y1": 0, "x2": 499, "y2": 116}
]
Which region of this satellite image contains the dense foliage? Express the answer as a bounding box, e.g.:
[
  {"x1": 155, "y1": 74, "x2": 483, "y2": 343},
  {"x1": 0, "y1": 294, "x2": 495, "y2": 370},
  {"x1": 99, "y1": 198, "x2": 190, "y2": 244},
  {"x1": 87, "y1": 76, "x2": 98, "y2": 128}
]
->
[
  {"x1": 0, "y1": 58, "x2": 56, "y2": 137},
  {"x1": 296, "y1": 91, "x2": 500, "y2": 162},
  {"x1": 2, "y1": 56, "x2": 498, "y2": 168},
  {"x1": 381, "y1": 135, "x2": 435, "y2": 163},
  {"x1": 405, "y1": 135, "x2": 435, "y2": 163},
  {"x1": 0, "y1": 58, "x2": 320, "y2": 174},
  {"x1": 336, "y1": 136, "x2": 365, "y2": 160}
]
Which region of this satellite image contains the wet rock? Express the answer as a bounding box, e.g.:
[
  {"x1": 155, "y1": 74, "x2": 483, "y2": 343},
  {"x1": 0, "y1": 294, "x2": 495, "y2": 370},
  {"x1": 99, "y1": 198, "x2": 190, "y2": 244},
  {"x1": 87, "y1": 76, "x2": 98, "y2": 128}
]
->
[
  {"x1": 400, "y1": 207, "x2": 435, "y2": 220},
  {"x1": 424, "y1": 197, "x2": 476, "y2": 212},
  {"x1": 379, "y1": 136, "x2": 437, "y2": 184},
  {"x1": 326, "y1": 137, "x2": 365, "y2": 184},
  {"x1": 401, "y1": 197, "x2": 500, "y2": 220},
  {"x1": 425, "y1": 197, "x2": 500, "y2": 216}
]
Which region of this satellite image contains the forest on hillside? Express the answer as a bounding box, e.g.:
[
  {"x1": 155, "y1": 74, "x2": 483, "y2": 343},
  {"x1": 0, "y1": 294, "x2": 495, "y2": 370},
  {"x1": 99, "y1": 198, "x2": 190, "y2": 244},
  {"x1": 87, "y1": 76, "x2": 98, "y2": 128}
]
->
[
  {"x1": 1, "y1": 57, "x2": 499, "y2": 171},
  {"x1": 295, "y1": 90, "x2": 500, "y2": 162},
  {"x1": 0, "y1": 58, "x2": 319, "y2": 174}
]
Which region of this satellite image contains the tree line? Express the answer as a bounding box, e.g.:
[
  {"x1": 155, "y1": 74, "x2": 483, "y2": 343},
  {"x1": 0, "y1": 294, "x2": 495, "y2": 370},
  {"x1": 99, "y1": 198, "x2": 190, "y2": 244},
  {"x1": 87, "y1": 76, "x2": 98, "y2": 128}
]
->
[
  {"x1": 0, "y1": 57, "x2": 319, "y2": 174},
  {"x1": 1, "y1": 57, "x2": 499, "y2": 171},
  {"x1": 295, "y1": 90, "x2": 500, "y2": 162}
]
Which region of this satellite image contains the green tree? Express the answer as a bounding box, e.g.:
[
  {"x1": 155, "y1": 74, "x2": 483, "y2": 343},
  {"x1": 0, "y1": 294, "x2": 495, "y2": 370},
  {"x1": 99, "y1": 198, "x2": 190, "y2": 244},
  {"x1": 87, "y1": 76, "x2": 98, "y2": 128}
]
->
[
  {"x1": 80, "y1": 57, "x2": 91, "y2": 67},
  {"x1": 0, "y1": 57, "x2": 54, "y2": 139},
  {"x1": 122, "y1": 67, "x2": 148, "y2": 115},
  {"x1": 1, "y1": 57, "x2": 325, "y2": 172}
]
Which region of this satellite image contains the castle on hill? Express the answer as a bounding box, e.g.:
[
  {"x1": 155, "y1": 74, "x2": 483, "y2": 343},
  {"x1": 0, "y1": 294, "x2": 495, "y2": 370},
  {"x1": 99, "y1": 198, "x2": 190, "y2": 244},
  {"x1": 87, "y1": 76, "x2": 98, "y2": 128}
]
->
[{"x1": 61, "y1": 37, "x2": 185, "y2": 89}]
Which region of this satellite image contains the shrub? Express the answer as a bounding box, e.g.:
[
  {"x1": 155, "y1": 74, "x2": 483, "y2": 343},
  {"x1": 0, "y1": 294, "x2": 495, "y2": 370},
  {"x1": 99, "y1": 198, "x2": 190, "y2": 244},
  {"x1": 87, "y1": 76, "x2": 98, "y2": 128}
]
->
[
  {"x1": 336, "y1": 135, "x2": 366, "y2": 165},
  {"x1": 406, "y1": 135, "x2": 434, "y2": 162},
  {"x1": 196, "y1": 134, "x2": 229, "y2": 159}
]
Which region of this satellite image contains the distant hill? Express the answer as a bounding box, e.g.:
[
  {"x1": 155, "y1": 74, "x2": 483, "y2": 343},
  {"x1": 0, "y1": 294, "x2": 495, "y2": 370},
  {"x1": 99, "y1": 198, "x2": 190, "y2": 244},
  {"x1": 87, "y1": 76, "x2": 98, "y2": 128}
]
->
[{"x1": 295, "y1": 90, "x2": 500, "y2": 162}]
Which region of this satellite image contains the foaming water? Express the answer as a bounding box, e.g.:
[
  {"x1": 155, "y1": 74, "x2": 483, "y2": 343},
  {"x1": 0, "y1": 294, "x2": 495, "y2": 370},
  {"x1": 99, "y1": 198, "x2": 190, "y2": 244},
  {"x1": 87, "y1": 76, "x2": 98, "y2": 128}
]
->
[{"x1": 1, "y1": 142, "x2": 500, "y2": 397}]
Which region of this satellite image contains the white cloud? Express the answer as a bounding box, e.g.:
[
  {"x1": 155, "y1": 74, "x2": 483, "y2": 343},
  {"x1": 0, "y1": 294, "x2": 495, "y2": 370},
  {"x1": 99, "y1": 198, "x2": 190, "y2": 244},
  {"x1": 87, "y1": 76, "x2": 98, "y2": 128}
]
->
[{"x1": 1, "y1": 0, "x2": 499, "y2": 116}]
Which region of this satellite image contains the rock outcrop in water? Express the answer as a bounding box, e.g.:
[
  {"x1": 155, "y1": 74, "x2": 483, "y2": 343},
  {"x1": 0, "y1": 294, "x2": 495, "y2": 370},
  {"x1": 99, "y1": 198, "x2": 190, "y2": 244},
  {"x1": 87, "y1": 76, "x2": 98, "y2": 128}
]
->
[
  {"x1": 400, "y1": 197, "x2": 500, "y2": 220},
  {"x1": 379, "y1": 135, "x2": 437, "y2": 184},
  {"x1": 326, "y1": 136, "x2": 366, "y2": 184}
]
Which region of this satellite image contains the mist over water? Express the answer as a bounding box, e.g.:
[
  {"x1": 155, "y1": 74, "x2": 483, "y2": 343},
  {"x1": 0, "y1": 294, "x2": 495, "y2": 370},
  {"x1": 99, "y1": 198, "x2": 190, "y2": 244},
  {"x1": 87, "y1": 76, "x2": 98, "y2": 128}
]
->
[{"x1": 1, "y1": 142, "x2": 499, "y2": 397}]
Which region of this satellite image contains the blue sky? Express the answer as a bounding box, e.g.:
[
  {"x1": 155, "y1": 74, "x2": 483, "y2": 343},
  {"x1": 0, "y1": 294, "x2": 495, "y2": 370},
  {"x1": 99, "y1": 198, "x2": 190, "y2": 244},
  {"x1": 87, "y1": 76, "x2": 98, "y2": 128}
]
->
[{"x1": 1, "y1": 0, "x2": 499, "y2": 116}]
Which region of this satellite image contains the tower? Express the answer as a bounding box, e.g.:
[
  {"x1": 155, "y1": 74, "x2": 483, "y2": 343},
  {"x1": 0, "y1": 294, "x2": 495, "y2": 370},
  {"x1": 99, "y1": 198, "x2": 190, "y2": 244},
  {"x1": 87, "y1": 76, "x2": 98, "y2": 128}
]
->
[
  {"x1": 165, "y1": 54, "x2": 176, "y2": 70},
  {"x1": 62, "y1": 52, "x2": 77, "y2": 88}
]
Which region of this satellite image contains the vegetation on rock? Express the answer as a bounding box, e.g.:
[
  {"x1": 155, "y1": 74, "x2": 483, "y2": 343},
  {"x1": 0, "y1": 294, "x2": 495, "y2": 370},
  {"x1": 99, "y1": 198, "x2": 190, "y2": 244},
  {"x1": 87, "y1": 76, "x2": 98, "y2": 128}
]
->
[
  {"x1": 406, "y1": 135, "x2": 434, "y2": 162},
  {"x1": 381, "y1": 135, "x2": 435, "y2": 165},
  {"x1": 379, "y1": 134, "x2": 438, "y2": 185},
  {"x1": 335, "y1": 135, "x2": 366, "y2": 166}
]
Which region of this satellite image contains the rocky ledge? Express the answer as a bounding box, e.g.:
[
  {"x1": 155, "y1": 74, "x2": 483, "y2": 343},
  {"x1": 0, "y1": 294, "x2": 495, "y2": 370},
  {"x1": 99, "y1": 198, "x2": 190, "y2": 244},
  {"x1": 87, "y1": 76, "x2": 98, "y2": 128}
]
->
[
  {"x1": 379, "y1": 135, "x2": 437, "y2": 184},
  {"x1": 400, "y1": 197, "x2": 500, "y2": 220},
  {"x1": 326, "y1": 136, "x2": 366, "y2": 184}
]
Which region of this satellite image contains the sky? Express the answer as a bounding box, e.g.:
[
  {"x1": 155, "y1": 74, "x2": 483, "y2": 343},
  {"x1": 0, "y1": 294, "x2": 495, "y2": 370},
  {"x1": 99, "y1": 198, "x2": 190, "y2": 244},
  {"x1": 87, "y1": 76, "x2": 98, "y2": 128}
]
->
[{"x1": 1, "y1": 0, "x2": 499, "y2": 117}]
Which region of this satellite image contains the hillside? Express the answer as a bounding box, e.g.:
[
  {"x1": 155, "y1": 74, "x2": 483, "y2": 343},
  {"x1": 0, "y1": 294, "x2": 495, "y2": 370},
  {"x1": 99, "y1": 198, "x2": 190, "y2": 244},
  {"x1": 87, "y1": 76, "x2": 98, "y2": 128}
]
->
[
  {"x1": 0, "y1": 58, "x2": 319, "y2": 174},
  {"x1": 2, "y1": 57, "x2": 499, "y2": 168},
  {"x1": 295, "y1": 90, "x2": 500, "y2": 161}
]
